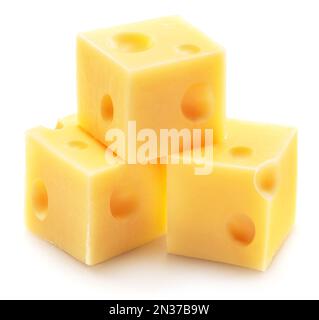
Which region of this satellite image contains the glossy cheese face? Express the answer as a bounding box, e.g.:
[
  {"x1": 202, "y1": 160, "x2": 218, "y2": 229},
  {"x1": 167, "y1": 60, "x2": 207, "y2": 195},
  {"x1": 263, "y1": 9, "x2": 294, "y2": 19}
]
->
[
  {"x1": 166, "y1": 120, "x2": 297, "y2": 271},
  {"x1": 77, "y1": 16, "x2": 225, "y2": 156},
  {"x1": 25, "y1": 117, "x2": 166, "y2": 265}
]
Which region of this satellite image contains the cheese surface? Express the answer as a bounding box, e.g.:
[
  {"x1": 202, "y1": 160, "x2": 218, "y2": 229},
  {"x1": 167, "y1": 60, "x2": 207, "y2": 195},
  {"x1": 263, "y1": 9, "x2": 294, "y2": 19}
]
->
[
  {"x1": 25, "y1": 117, "x2": 166, "y2": 265},
  {"x1": 77, "y1": 16, "x2": 225, "y2": 156},
  {"x1": 167, "y1": 119, "x2": 297, "y2": 271}
]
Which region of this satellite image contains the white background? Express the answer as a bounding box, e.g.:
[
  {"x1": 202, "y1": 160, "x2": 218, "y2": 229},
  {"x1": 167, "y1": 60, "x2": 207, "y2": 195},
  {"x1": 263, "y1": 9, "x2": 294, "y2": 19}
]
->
[{"x1": 0, "y1": 0, "x2": 318, "y2": 300}]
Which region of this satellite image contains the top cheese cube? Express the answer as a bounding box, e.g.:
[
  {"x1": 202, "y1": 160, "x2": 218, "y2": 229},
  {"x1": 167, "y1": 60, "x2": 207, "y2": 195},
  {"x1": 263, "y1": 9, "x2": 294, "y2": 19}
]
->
[{"x1": 77, "y1": 16, "x2": 225, "y2": 156}]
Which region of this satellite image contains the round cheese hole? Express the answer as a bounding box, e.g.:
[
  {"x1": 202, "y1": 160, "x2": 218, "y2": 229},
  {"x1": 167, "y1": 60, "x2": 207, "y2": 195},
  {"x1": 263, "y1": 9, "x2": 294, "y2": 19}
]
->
[
  {"x1": 181, "y1": 83, "x2": 213, "y2": 123},
  {"x1": 110, "y1": 188, "x2": 139, "y2": 220},
  {"x1": 230, "y1": 146, "x2": 253, "y2": 158},
  {"x1": 112, "y1": 32, "x2": 153, "y2": 53},
  {"x1": 255, "y1": 163, "x2": 279, "y2": 199},
  {"x1": 177, "y1": 44, "x2": 200, "y2": 54},
  {"x1": 101, "y1": 94, "x2": 114, "y2": 124},
  {"x1": 32, "y1": 180, "x2": 48, "y2": 221},
  {"x1": 68, "y1": 140, "x2": 88, "y2": 150},
  {"x1": 228, "y1": 214, "x2": 255, "y2": 246}
]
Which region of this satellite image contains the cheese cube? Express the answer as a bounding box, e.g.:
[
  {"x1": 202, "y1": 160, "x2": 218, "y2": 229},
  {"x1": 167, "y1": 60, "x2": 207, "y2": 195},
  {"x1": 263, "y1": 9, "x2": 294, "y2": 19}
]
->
[
  {"x1": 25, "y1": 117, "x2": 166, "y2": 265},
  {"x1": 77, "y1": 16, "x2": 225, "y2": 156},
  {"x1": 167, "y1": 120, "x2": 297, "y2": 271}
]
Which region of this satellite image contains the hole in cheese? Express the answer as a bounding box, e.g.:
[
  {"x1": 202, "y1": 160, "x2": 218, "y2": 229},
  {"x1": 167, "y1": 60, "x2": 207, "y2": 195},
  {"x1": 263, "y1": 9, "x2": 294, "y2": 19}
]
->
[
  {"x1": 68, "y1": 140, "x2": 88, "y2": 150},
  {"x1": 181, "y1": 83, "x2": 213, "y2": 123},
  {"x1": 101, "y1": 94, "x2": 114, "y2": 124},
  {"x1": 255, "y1": 163, "x2": 279, "y2": 199},
  {"x1": 111, "y1": 32, "x2": 153, "y2": 53},
  {"x1": 177, "y1": 44, "x2": 200, "y2": 54},
  {"x1": 32, "y1": 180, "x2": 48, "y2": 221},
  {"x1": 229, "y1": 146, "x2": 253, "y2": 158},
  {"x1": 228, "y1": 214, "x2": 255, "y2": 246},
  {"x1": 110, "y1": 187, "x2": 139, "y2": 220}
]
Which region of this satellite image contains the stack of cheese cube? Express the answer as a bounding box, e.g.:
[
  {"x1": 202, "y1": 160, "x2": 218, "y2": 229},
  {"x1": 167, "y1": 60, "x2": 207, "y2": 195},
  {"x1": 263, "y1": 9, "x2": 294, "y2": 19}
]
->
[{"x1": 25, "y1": 17, "x2": 297, "y2": 271}]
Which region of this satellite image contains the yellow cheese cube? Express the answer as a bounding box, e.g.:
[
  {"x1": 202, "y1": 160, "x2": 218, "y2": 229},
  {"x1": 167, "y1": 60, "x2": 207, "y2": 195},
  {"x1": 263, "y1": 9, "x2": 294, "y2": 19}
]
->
[
  {"x1": 77, "y1": 16, "x2": 225, "y2": 155},
  {"x1": 167, "y1": 120, "x2": 297, "y2": 271},
  {"x1": 25, "y1": 117, "x2": 166, "y2": 265}
]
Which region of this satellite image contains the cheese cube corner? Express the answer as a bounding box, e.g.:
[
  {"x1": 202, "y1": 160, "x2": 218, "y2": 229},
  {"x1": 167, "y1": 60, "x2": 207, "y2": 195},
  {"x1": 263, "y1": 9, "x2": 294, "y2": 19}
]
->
[
  {"x1": 25, "y1": 117, "x2": 166, "y2": 265},
  {"x1": 77, "y1": 16, "x2": 225, "y2": 151},
  {"x1": 167, "y1": 120, "x2": 297, "y2": 271}
]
